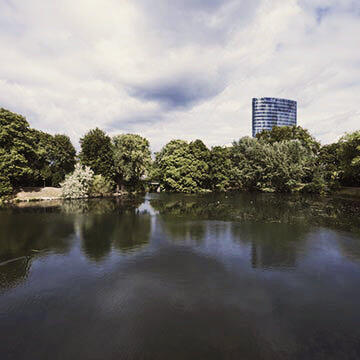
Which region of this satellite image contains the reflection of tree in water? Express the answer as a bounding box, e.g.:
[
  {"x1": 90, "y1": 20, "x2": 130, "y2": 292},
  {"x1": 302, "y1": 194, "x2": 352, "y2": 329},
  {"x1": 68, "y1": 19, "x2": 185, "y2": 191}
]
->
[
  {"x1": 0, "y1": 210, "x2": 75, "y2": 290},
  {"x1": 336, "y1": 236, "x2": 360, "y2": 264},
  {"x1": 60, "y1": 197, "x2": 144, "y2": 215},
  {"x1": 80, "y1": 215, "x2": 114, "y2": 262},
  {"x1": 0, "y1": 213, "x2": 74, "y2": 261},
  {"x1": 0, "y1": 257, "x2": 31, "y2": 292},
  {"x1": 150, "y1": 193, "x2": 360, "y2": 234},
  {"x1": 111, "y1": 212, "x2": 151, "y2": 253},
  {"x1": 60, "y1": 197, "x2": 151, "y2": 261},
  {"x1": 79, "y1": 209, "x2": 151, "y2": 262},
  {"x1": 231, "y1": 222, "x2": 307, "y2": 269},
  {"x1": 150, "y1": 193, "x2": 360, "y2": 268},
  {"x1": 150, "y1": 198, "x2": 207, "y2": 243}
]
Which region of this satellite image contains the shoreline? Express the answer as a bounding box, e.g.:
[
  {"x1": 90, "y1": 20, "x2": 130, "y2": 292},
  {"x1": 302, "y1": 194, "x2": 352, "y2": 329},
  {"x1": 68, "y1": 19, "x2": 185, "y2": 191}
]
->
[{"x1": 2, "y1": 186, "x2": 360, "y2": 206}]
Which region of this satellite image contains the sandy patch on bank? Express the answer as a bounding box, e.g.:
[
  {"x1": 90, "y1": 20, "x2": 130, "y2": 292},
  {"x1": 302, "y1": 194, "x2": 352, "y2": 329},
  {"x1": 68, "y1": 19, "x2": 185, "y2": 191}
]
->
[{"x1": 14, "y1": 187, "x2": 62, "y2": 201}]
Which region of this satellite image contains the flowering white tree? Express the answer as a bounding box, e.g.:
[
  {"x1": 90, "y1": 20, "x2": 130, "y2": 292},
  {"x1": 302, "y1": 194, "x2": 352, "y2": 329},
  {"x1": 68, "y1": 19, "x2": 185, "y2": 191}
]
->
[{"x1": 61, "y1": 163, "x2": 94, "y2": 199}]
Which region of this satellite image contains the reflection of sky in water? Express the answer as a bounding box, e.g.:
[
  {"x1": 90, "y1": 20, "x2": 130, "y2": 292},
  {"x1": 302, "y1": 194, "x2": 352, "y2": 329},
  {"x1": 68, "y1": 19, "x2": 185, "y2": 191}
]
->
[{"x1": 1, "y1": 194, "x2": 360, "y2": 359}]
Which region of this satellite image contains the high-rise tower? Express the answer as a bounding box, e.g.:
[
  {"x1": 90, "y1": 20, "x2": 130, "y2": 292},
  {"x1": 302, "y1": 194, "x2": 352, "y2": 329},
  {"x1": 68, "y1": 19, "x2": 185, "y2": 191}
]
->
[{"x1": 252, "y1": 97, "x2": 297, "y2": 137}]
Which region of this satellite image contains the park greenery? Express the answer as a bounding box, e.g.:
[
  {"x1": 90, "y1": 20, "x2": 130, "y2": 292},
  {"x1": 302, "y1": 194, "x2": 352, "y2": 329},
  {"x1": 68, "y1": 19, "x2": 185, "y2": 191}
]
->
[{"x1": 1, "y1": 107, "x2": 360, "y2": 200}]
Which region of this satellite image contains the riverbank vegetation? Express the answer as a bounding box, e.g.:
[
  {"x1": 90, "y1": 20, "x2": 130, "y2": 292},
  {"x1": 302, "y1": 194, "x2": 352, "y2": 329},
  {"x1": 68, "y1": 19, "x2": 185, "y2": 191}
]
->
[{"x1": 1, "y1": 107, "x2": 360, "y2": 199}]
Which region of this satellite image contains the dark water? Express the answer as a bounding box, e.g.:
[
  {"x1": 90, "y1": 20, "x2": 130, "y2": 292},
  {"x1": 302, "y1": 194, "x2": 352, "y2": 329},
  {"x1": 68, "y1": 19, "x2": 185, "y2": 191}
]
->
[{"x1": 1, "y1": 193, "x2": 360, "y2": 360}]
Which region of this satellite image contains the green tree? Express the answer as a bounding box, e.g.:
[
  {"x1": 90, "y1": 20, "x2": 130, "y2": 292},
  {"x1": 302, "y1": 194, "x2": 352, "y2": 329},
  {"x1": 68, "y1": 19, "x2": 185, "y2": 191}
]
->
[
  {"x1": 231, "y1": 137, "x2": 320, "y2": 193},
  {"x1": 42, "y1": 134, "x2": 76, "y2": 186},
  {"x1": 112, "y1": 134, "x2": 152, "y2": 191},
  {"x1": 256, "y1": 126, "x2": 320, "y2": 153},
  {"x1": 209, "y1": 146, "x2": 232, "y2": 192},
  {"x1": 153, "y1": 139, "x2": 211, "y2": 193},
  {"x1": 338, "y1": 131, "x2": 360, "y2": 186},
  {"x1": 319, "y1": 143, "x2": 341, "y2": 189},
  {"x1": 32, "y1": 130, "x2": 55, "y2": 186},
  {"x1": 0, "y1": 108, "x2": 37, "y2": 192},
  {"x1": 79, "y1": 128, "x2": 114, "y2": 179}
]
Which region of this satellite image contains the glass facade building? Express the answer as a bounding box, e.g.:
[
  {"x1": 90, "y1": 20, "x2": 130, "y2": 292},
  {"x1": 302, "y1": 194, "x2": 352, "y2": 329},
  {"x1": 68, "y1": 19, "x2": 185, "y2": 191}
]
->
[{"x1": 252, "y1": 97, "x2": 297, "y2": 137}]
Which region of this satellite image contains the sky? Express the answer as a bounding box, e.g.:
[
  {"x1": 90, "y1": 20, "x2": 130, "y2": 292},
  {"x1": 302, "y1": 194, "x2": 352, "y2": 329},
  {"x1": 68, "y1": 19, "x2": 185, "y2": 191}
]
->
[{"x1": 0, "y1": 0, "x2": 359, "y2": 151}]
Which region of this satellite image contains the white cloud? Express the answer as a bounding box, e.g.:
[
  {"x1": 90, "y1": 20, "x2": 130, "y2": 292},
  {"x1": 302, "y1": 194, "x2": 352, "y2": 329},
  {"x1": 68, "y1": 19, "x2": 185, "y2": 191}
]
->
[{"x1": 0, "y1": 0, "x2": 359, "y2": 151}]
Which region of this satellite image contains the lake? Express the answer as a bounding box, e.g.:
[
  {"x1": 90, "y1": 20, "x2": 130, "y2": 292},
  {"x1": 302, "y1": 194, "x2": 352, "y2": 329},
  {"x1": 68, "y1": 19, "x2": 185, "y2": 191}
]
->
[{"x1": 1, "y1": 193, "x2": 360, "y2": 359}]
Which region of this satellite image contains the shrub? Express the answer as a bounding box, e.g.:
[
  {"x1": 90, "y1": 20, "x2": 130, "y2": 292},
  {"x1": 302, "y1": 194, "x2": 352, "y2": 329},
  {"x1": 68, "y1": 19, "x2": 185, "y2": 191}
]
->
[
  {"x1": 61, "y1": 163, "x2": 94, "y2": 199},
  {"x1": 90, "y1": 175, "x2": 114, "y2": 197}
]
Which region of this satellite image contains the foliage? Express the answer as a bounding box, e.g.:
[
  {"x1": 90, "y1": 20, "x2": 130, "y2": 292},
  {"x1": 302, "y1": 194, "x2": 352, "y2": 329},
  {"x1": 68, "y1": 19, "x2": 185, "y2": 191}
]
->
[
  {"x1": 50, "y1": 135, "x2": 77, "y2": 185},
  {"x1": 231, "y1": 137, "x2": 315, "y2": 193},
  {"x1": 319, "y1": 143, "x2": 341, "y2": 190},
  {"x1": 209, "y1": 146, "x2": 232, "y2": 192},
  {"x1": 0, "y1": 108, "x2": 76, "y2": 195},
  {"x1": 112, "y1": 134, "x2": 152, "y2": 191},
  {"x1": 0, "y1": 108, "x2": 37, "y2": 189},
  {"x1": 90, "y1": 175, "x2": 115, "y2": 197},
  {"x1": 1, "y1": 106, "x2": 360, "y2": 197},
  {"x1": 256, "y1": 126, "x2": 320, "y2": 153},
  {"x1": 33, "y1": 131, "x2": 76, "y2": 186},
  {"x1": 337, "y1": 131, "x2": 360, "y2": 186},
  {"x1": 0, "y1": 174, "x2": 13, "y2": 196},
  {"x1": 153, "y1": 139, "x2": 211, "y2": 193},
  {"x1": 79, "y1": 128, "x2": 114, "y2": 179},
  {"x1": 61, "y1": 163, "x2": 94, "y2": 199}
]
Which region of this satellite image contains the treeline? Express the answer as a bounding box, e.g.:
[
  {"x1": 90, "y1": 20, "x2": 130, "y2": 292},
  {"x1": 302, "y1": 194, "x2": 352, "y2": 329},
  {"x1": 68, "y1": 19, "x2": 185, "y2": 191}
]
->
[
  {"x1": 1, "y1": 107, "x2": 360, "y2": 198},
  {"x1": 0, "y1": 108, "x2": 76, "y2": 196}
]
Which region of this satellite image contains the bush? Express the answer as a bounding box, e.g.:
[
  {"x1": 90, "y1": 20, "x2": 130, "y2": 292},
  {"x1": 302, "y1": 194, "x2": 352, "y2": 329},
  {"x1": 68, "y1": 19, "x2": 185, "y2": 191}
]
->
[
  {"x1": 61, "y1": 163, "x2": 94, "y2": 199},
  {"x1": 90, "y1": 175, "x2": 114, "y2": 197}
]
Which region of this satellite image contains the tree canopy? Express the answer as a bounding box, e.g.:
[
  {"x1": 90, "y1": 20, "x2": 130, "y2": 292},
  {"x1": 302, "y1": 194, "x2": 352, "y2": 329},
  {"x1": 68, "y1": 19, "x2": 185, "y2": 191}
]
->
[
  {"x1": 0, "y1": 108, "x2": 37, "y2": 194},
  {"x1": 256, "y1": 125, "x2": 320, "y2": 153},
  {"x1": 79, "y1": 128, "x2": 114, "y2": 179},
  {"x1": 1, "y1": 107, "x2": 360, "y2": 199},
  {"x1": 112, "y1": 134, "x2": 152, "y2": 191},
  {"x1": 153, "y1": 139, "x2": 211, "y2": 193},
  {"x1": 0, "y1": 108, "x2": 76, "y2": 195},
  {"x1": 338, "y1": 131, "x2": 360, "y2": 186}
]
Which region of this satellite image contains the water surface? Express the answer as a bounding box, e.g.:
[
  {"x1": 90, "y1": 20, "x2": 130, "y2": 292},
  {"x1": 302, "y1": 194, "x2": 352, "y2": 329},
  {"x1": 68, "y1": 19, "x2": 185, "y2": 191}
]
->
[{"x1": 1, "y1": 193, "x2": 360, "y2": 359}]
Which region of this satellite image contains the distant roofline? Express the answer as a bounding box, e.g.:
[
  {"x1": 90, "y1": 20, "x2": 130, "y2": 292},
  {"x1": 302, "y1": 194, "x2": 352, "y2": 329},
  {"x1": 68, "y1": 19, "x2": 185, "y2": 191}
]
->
[{"x1": 252, "y1": 97, "x2": 297, "y2": 103}]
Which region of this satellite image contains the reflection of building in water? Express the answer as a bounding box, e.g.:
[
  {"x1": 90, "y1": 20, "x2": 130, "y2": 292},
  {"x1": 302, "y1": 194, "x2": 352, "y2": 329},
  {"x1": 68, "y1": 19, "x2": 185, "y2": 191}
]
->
[
  {"x1": 232, "y1": 223, "x2": 301, "y2": 269},
  {"x1": 251, "y1": 241, "x2": 297, "y2": 269}
]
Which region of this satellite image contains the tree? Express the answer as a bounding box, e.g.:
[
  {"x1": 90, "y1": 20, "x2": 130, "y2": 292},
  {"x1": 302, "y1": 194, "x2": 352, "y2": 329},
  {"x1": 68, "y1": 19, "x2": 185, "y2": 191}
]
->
[
  {"x1": 153, "y1": 139, "x2": 211, "y2": 193},
  {"x1": 0, "y1": 108, "x2": 37, "y2": 192},
  {"x1": 36, "y1": 133, "x2": 76, "y2": 186},
  {"x1": 319, "y1": 143, "x2": 341, "y2": 189},
  {"x1": 209, "y1": 146, "x2": 232, "y2": 192},
  {"x1": 79, "y1": 128, "x2": 114, "y2": 179},
  {"x1": 52, "y1": 135, "x2": 76, "y2": 184},
  {"x1": 188, "y1": 139, "x2": 211, "y2": 190},
  {"x1": 32, "y1": 130, "x2": 76, "y2": 187},
  {"x1": 338, "y1": 131, "x2": 360, "y2": 186},
  {"x1": 112, "y1": 134, "x2": 152, "y2": 191},
  {"x1": 231, "y1": 137, "x2": 321, "y2": 193},
  {"x1": 256, "y1": 126, "x2": 320, "y2": 153},
  {"x1": 32, "y1": 130, "x2": 55, "y2": 186}
]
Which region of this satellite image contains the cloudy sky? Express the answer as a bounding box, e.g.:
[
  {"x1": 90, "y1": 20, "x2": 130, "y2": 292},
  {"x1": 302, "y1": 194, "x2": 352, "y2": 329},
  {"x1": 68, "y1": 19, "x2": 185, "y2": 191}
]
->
[{"x1": 0, "y1": 0, "x2": 359, "y2": 150}]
